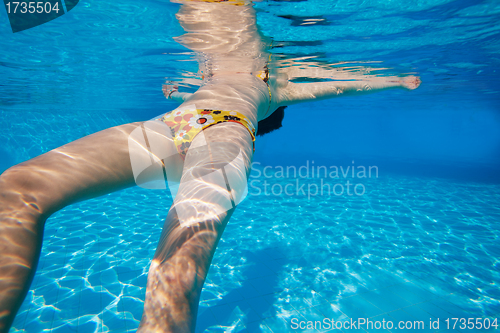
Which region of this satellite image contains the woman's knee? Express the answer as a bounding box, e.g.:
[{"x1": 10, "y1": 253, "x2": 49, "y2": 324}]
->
[{"x1": 0, "y1": 164, "x2": 48, "y2": 221}]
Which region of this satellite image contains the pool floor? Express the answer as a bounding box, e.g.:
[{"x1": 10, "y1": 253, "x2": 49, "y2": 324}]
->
[{"x1": 11, "y1": 174, "x2": 500, "y2": 332}]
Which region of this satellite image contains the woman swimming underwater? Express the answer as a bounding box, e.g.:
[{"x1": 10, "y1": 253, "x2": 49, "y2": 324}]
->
[{"x1": 0, "y1": 0, "x2": 420, "y2": 332}]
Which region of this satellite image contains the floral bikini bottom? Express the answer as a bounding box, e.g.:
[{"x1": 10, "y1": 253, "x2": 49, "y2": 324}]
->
[{"x1": 160, "y1": 108, "x2": 256, "y2": 159}]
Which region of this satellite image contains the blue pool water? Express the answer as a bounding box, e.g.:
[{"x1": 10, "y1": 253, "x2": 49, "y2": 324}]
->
[
  {"x1": 1, "y1": 0, "x2": 500, "y2": 332},
  {"x1": 7, "y1": 170, "x2": 500, "y2": 332}
]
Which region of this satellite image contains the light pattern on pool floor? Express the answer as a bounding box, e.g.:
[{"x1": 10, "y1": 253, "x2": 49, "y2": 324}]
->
[{"x1": 11, "y1": 173, "x2": 500, "y2": 332}]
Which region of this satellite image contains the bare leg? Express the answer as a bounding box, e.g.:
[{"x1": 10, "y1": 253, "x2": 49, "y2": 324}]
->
[
  {"x1": 0, "y1": 122, "x2": 149, "y2": 332},
  {"x1": 138, "y1": 122, "x2": 253, "y2": 333}
]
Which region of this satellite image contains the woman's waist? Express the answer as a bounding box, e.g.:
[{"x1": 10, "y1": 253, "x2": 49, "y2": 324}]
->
[{"x1": 188, "y1": 77, "x2": 269, "y2": 119}]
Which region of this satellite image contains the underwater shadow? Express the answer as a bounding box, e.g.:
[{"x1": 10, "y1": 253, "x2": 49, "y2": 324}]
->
[{"x1": 196, "y1": 247, "x2": 288, "y2": 332}]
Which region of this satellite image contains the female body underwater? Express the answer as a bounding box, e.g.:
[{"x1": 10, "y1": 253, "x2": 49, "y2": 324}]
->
[{"x1": 0, "y1": 0, "x2": 420, "y2": 332}]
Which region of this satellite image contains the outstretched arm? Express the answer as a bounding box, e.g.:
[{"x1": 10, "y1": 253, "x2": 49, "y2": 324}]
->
[
  {"x1": 277, "y1": 75, "x2": 421, "y2": 106},
  {"x1": 163, "y1": 84, "x2": 193, "y2": 103}
]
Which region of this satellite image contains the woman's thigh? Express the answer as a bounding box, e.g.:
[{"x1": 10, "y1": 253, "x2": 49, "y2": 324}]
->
[
  {"x1": 0, "y1": 120, "x2": 181, "y2": 216},
  {"x1": 173, "y1": 122, "x2": 254, "y2": 226}
]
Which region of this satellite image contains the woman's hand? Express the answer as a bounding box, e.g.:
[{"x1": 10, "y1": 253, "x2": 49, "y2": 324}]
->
[
  {"x1": 401, "y1": 75, "x2": 421, "y2": 90},
  {"x1": 162, "y1": 84, "x2": 179, "y2": 99}
]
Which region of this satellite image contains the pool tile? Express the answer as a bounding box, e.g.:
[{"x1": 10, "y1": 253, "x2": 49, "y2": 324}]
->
[
  {"x1": 417, "y1": 301, "x2": 453, "y2": 320},
  {"x1": 222, "y1": 289, "x2": 246, "y2": 304},
  {"x1": 263, "y1": 293, "x2": 281, "y2": 309},
  {"x1": 357, "y1": 272, "x2": 401, "y2": 291},
  {"x1": 119, "y1": 296, "x2": 144, "y2": 321},
  {"x1": 196, "y1": 306, "x2": 218, "y2": 332},
  {"x1": 79, "y1": 288, "x2": 103, "y2": 315},
  {"x1": 101, "y1": 312, "x2": 127, "y2": 333},
  {"x1": 291, "y1": 296, "x2": 313, "y2": 311},
  {"x1": 304, "y1": 291, "x2": 329, "y2": 307},
  {"x1": 401, "y1": 281, "x2": 441, "y2": 302},
  {"x1": 210, "y1": 303, "x2": 233, "y2": 325},
  {"x1": 265, "y1": 247, "x2": 287, "y2": 260},
  {"x1": 313, "y1": 302, "x2": 346, "y2": 320},
  {"x1": 263, "y1": 315, "x2": 293, "y2": 332},
  {"x1": 259, "y1": 322, "x2": 274, "y2": 333},
  {"x1": 402, "y1": 305, "x2": 438, "y2": 322},
  {"x1": 428, "y1": 298, "x2": 470, "y2": 317},
  {"x1": 11, "y1": 299, "x2": 31, "y2": 330},
  {"x1": 239, "y1": 284, "x2": 262, "y2": 299},
  {"x1": 246, "y1": 296, "x2": 274, "y2": 319},
  {"x1": 294, "y1": 304, "x2": 325, "y2": 323},
  {"x1": 484, "y1": 303, "x2": 500, "y2": 318},
  {"x1": 35, "y1": 283, "x2": 60, "y2": 306},
  {"x1": 123, "y1": 311, "x2": 139, "y2": 332},
  {"x1": 250, "y1": 276, "x2": 280, "y2": 296},
  {"x1": 79, "y1": 318, "x2": 103, "y2": 332},
  {"x1": 360, "y1": 289, "x2": 411, "y2": 313},
  {"x1": 337, "y1": 295, "x2": 383, "y2": 318},
  {"x1": 403, "y1": 274, "x2": 448, "y2": 297},
  {"x1": 50, "y1": 323, "x2": 79, "y2": 333},
  {"x1": 385, "y1": 282, "x2": 428, "y2": 304},
  {"x1": 264, "y1": 258, "x2": 288, "y2": 273},
  {"x1": 246, "y1": 264, "x2": 274, "y2": 279},
  {"x1": 245, "y1": 306, "x2": 263, "y2": 324}
]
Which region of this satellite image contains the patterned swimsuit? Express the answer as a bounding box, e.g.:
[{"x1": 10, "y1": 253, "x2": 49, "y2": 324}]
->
[{"x1": 160, "y1": 108, "x2": 256, "y2": 159}]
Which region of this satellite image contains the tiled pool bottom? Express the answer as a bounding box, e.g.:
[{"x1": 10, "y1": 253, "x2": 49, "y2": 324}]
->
[{"x1": 11, "y1": 174, "x2": 500, "y2": 332}]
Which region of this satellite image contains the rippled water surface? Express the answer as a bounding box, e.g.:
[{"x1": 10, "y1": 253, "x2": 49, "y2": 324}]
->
[{"x1": 1, "y1": 0, "x2": 499, "y2": 332}]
